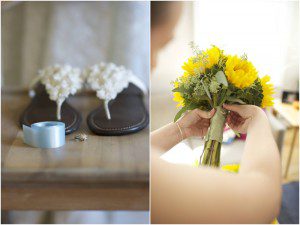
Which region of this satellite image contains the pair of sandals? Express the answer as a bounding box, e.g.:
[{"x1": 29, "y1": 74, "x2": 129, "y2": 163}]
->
[{"x1": 20, "y1": 63, "x2": 149, "y2": 136}]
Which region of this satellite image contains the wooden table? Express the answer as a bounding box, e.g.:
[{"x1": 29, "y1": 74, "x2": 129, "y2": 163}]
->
[
  {"x1": 272, "y1": 100, "x2": 299, "y2": 178},
  {"x1": 1, "y1": 92, "x2": 149, "y2": 211}
]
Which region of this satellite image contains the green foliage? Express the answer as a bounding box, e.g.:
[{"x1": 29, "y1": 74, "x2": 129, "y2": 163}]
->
[
  {"x1": 226, "y1": 79, "x2": 263, "y2": 106},
  {"x1": 174, "y1": 102, "x2": 199, "y2": 122},
  {"x1": 215, "y1": 71, "x2": 228, "y2": 87},
  {"x1": 209, "y1": 77, "x2": 220, "y2": 93}
]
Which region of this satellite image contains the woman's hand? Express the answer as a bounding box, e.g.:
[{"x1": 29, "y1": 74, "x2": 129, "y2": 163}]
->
[
  {"x1": 177, "y1": 108, "x2": 215, "y2": 139},
  {"x1": 223, "y1": 104, "x2": 265, "y2": 134}
]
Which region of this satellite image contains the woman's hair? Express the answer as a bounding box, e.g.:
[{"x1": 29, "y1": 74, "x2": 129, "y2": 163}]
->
[{"x1": 151, "y1": 1, "x2": 181, "y2": 28}]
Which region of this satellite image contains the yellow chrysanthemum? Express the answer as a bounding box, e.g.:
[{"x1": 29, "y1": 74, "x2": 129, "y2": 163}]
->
[
  {"x1": 182, "y1": 46, "x2": 221, "y2": 77},
  {"x1": 173, "y1": 81, "x2": 184, "y2": 107},
  {"x1": 260, "y1": 75, "x2": 275, "y2": 108},
  {"x1": 225, "y1": 55, "x2": 258, "y2": 89}
]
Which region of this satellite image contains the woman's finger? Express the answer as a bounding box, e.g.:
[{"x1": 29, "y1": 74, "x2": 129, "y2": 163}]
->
[
  {"x1": 230, "y1": 111, "x2": 241, "y2": 120},
  {"x1": 194, "y1": 108, "x2": 215, "y2": 119},
  {"x1": 226, "y1": 121, "x2": 235, "y2": 130},
  {"x1": 223, "y1": 104, "x2": 249, "y2": 115},
  {"x1": 196, "y1": 120, "x2": 210, "y2": 128}
]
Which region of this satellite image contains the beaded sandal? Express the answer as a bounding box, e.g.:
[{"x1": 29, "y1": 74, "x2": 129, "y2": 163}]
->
[
  {"x1": 84, "y1": 62, "x2": 149, "y2": 135},
  {"x1": 20, "y1": 65, "x2": 84, "y2": 134}
]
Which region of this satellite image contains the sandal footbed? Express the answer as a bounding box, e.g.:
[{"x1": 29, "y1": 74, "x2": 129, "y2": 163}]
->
[
  {"x1": 87, "y1": 84, "x2": 149, "y2": 136},
  {"x1": 19, "y1": 84, "x2": 82, "y2": 135}
]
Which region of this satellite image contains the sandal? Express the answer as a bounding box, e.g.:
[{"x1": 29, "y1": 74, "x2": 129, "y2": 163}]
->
[
  {"x1": 84, "y1": 62, "x2": 149, "y2": 135},
  {"x1": 20, "y1": 65, "x2": 84, "y2": 135}
]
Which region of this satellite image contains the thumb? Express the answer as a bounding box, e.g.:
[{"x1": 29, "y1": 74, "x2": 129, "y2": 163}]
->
[
  {"x1": 194, "y1": 108, "x2": 215, "y2": 119},
  {"x1": 223, "y1": 104, "x2": 246, "y2": 114}
]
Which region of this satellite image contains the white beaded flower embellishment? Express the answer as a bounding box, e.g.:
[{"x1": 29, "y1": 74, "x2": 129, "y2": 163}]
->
[
  {"x1": 30, "y1": 64, "x2": 83, "y2": 120},
  {"x1": 84, "y1": 62, "x2": 133, "y2": 119},
  {"x1": 84, "y1": 62, "x2": 132, "y2": 101}
]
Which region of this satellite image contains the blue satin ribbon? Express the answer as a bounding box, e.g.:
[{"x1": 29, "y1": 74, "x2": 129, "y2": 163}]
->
[{"x1": 23, "y1": 121, "x2": 65, "y2": 148}]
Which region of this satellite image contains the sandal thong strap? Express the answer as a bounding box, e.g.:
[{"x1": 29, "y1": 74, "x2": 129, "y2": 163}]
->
[
  {"x1": 84, "y1": 62, "x2": 147, "y2": 120},
  {"x1": 29, "y1": 65, "x2": 83, "y2": 120}
]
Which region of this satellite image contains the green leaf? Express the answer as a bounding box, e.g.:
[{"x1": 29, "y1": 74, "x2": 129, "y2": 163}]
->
[
  {"x1": 233, "y1": 130, "x2": 241, "y2": 137},
  {"x1": 193, "y1": 93, "x2": 210, "y2": 101},
  {"x1": 201, "y1": 80, "x2": 211, "y2": 100},
  {"x1": 209, "y1": 78, "x2": 220, "y2": 93},
  {"x1": 174, "y1": 106, "x2": 188, "y2": 122},
  {"x1": 227, "y1": 97, "x2": 246, "y2": 105},
  {"x1": 226, "y1": 89, "x2": 232, "y2": 97},
  {"x1": 215, "y1": 71, "x2": 228, "y2": 87},
  {"x1": 174, "y1": 103, "x2": 200, "y2": 122}
]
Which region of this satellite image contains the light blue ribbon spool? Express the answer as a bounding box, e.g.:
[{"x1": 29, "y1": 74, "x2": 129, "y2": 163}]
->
[{"x1": 23, "y1": 121, "x2": 65, "y2": 148}]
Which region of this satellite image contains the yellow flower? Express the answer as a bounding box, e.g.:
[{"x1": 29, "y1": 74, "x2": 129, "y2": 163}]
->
[
  {"x1": 173, "y1": 92, "x2": 184, "y2": 107},
  {"x1": 225, "y1": 55, "x2": 258, "y2": 89},
  {"x1": 182, "y1": 46, "x2": 221, "y2": 77},
  {"x1": 182, "y1": 57, "x2": 204, "y2": 76},
  {"x1": 203, "y1": 46, "x2": 221, "y2": 69},
  {"x1": 260, "y1": 75, "x2": 274, "y2": 108},
  {"x1": 173, "y1": 81, "x2": 184, "y2": 107},
  {"x1": 221, "y1": 164, "x2": 240, "y2": 173}
]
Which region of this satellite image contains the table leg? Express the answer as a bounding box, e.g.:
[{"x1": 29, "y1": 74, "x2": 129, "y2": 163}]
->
[
  {"x1": 1, "y1": 211, "x2": 9, "y2": 224},
  {"x1": 284, "y1": 128, "x2": 298, "y2": 178}
]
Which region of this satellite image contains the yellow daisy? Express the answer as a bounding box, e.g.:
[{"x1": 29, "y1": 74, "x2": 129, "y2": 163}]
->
[
  {"x1": 260, "y1": 75, "x2": 275, "y2": 108},
  {"x1": 225, "y1": 55, "x2": 258, "y2": 89}
]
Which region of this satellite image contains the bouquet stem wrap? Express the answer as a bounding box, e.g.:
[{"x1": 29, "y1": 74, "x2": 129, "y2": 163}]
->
[{"x1": 201, "y1": 106, "x2": 227, "y2": 167}]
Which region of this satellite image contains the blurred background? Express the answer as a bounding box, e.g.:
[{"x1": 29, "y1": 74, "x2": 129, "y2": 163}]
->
[
  {"x1": 152, "y1": 0, "x2": 298, "y2": 94},
  {"x1": 151, "y1": 1, "x2": 298, "y2": 223},
  {"x1": 2, "y1": 1, "x2": 149, "y2": 224},
  {"x1": 152, "y1": 0, "x2": 298, "y2": 114},
  {"x1": 2, "y1": 1, "x2": 149, "y2": 89}
]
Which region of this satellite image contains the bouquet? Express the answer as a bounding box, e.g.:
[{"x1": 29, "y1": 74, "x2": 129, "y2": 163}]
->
[{"x1": 172, "y1": 43, "x2": 274, "y2": 167}]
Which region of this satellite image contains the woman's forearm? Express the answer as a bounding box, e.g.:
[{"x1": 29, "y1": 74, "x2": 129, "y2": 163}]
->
[
  {"x1": 151, "y1": 154, "x2": 281, "y2": 223},
  {"x1": 151, "y1": 107, "x2": 282, "y2": 223},
  {"x1": 240, "y1": 109, "x2": 281, "y2": 179},
  {"x1": 239, "y1": 108, "x2": 281, "y2": 217},
  {"x1": 151, "y1": 122, "x2": 182, "y2": 152},
  {"x1": 151, "y1": 108, "x2": 213, "y2": 153}
]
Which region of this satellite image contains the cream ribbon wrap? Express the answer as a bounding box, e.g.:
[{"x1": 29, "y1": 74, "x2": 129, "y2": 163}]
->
[{"x1": 205, "y1": 106, "x2": 228, "y2": 143}]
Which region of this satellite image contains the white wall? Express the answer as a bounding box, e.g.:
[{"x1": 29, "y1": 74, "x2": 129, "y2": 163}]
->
[{"x1": 194, "y1": 0, "x2": 299, "y2": 92}]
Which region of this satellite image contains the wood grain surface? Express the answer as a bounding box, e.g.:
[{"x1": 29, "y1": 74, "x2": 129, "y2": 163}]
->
[
  {"x1": 1, "y1": 92, "x2": 149, "y2": 210},
  {"x1": 2, "y1": 183, "x2": 149, "y2": 210}
]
